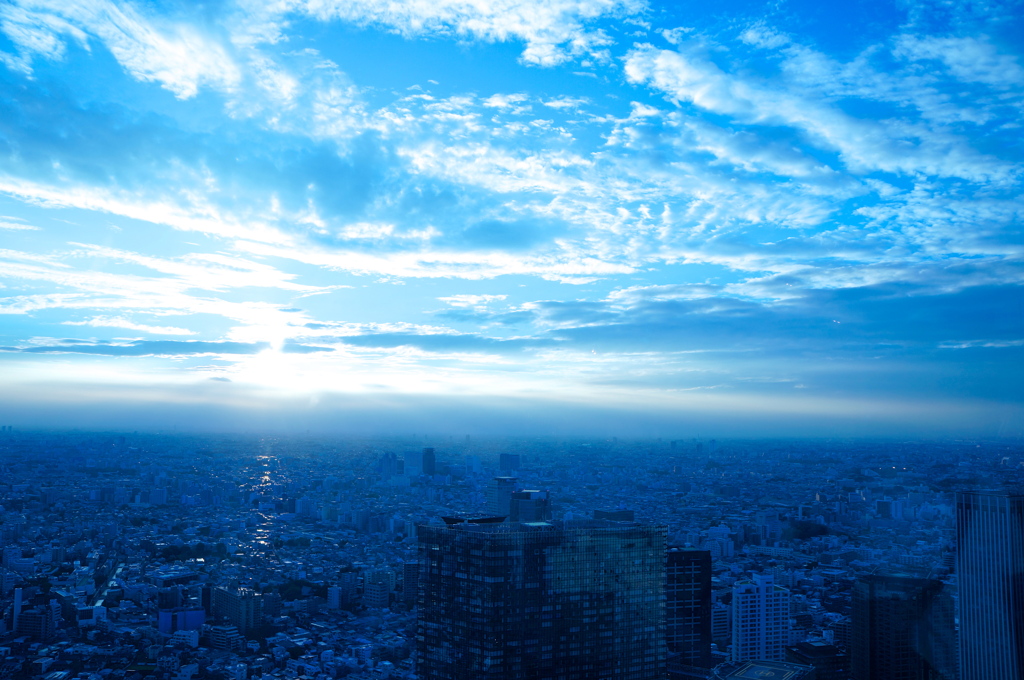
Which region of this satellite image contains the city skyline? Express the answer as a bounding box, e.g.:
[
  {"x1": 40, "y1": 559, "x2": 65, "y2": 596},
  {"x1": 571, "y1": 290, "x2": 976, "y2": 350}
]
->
[
  {"x1": 1, "y1": 0, "x2": 1023, "y2": 436},
  {"x1": 0, "y1": 429, "x2": 1006, "y2": 677}
]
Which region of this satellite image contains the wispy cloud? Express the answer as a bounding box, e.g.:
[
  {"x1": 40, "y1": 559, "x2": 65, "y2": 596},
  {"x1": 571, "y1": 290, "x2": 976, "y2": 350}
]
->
[
  {"x1": 438, "y1": 294, "x2": 509, "y2": 308},
  {"x1": 1, "y1": 0, "x2": 241, "y2": 97},
  {"x1": 4, "y1": 339, "x2": 333, "y2": 356},
  {"x1": 0, "y1": 217, "x2": 40, "y2": 230},
  {"x1": 62, "y1": 316, "x2": 195, "y2": 336},
  {"x1": 239, "y1": 0, "x2": 646, "y2": 66},
  {"x1": 0, "y1": 0, "x2": 1022, "y2": 431}
]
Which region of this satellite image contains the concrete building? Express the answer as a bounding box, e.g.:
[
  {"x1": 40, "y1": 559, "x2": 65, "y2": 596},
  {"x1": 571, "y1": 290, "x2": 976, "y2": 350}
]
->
[{"x1": 731, "y1": 574, "x2": 790, "y2": 662}]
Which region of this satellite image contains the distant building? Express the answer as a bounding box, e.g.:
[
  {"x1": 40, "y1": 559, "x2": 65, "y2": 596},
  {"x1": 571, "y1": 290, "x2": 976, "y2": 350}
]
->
[
  {"x1": 16, "y1": 601, "x2": 60, "y2": 642},
  {"x1": 406, "y1": 447, "x2": 436, "y2": 476},
  {"x1": 731, "y1": 574, "x2": 790, "y2": 662},
  {"x1": 157, "y1": 607, "x2": 205, "y2": 635},
  {"x1": 595, "y1": 509, "x2": 636, "y2": 522},
  {"x1": 785, "y1": 640, "x2": 849, "y2": 680},
  {"x1": 510, "y1": 489, "x2": 551, "y2": 522},
  {"x1": 378, "y1": 451, "x2": 399, "y2": 478},
  {"x1": 851, "y1": 572, "x2": 958, "y2": 680},
  {"x1": 711, "y1": 602, "x2": 731, "y2": 644},
  {"x1": 150, "y1": 567, "x2": 199, "y2": 588},
  {"x1": 208, "y1": 624, "x2": 245, "y2": 651},
  {"x1": 486, "y1": 476, "x2": 517, "y2": 517},
  {"x1": 363, "y1": 581, "x2": 390, "y2": 609},
  {"x1": 667, "y1": 548, "x2": 713, "y2": 668},
  {"x1": 957, "y1": 490, "x2": 1024, "y2": 680},
  {"x1": 327, "y1": 571, "x2": 358, "y2": 609},
  {"x1": 403, "y1": 561, "x2": 419, "y2": 608},
  {"x1": 499, "y1": 453, "x2": 520, "y2": 472},
  {"x1": 212, "y1": 587, "x2": 263, "y2": 636},
  {"x1": 365, "y1": 567, "x2": 396, "y2": 591},
  {"x1": 327, "y1": 586, "x2": 344, "y2": 609},
  {"x1": 417, "y1": 519, "x2": 667, "y2": 679}
]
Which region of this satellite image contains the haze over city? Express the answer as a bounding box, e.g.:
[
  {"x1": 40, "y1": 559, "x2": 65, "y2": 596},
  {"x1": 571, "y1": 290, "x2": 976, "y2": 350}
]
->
[{"x1": 0, "y1": 0, "x2": 1021, "y2": 436}]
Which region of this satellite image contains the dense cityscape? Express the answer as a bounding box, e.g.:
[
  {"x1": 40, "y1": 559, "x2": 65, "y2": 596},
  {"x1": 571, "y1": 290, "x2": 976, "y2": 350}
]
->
[{"x1": 0, "y1": 430, "x2": 1020, "y2": 679}]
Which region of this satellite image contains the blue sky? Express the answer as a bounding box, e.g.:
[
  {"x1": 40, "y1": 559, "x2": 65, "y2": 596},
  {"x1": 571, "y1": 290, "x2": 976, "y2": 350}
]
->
[{"x1": 0, "y1": 0, "x2": 1022, "y2": 435}]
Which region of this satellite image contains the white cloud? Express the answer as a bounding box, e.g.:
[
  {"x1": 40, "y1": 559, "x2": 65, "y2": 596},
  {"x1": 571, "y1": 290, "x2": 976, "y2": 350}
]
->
[
  {"x1": 0, "y1": 219, "x2": 40, "y2": 230},
  {"x1": 62, "y1": 315, "x2": 196, "y2": 335},
  {"x1": 739, "y1": 23, "x2": 789, "y2": 49},
  {"x1": 623, "y1": 42, "x2": 1018, "y2": 183},
  {"x1": 542, "y1": 96, "x2": 590, "y2": 109},
  {"x1": 607, "y1": 283, "x2": 720, "y2": 304},
  {"x1": 66, "y1": 243, "x2": 322, "y2": 293},
  {"x1": 1, "y1": 0, "x2": 242, "y2": 98},
  {"x1": 438, "y1": 294, "x2": 508, "y2": 308},
  {"x1": 0, "y1": 177, "x2": 291, "y2": 244},
  {"x1": 894, "y1": 34, "x2": 1024, "y2": 90},
  {"x1": 484, "y1": 93, "x2": 530, "y2": 110},
  {"x1": 0, "y1": 245, "x2": 328, "y2": 350},
  {"x1": 248, "y1": 0, "x2": 646, "y2": 66}
]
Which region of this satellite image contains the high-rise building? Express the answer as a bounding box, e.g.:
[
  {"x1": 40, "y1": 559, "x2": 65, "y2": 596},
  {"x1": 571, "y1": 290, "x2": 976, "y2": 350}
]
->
[
  {"x1": 711, "y1": 601, "x2": 730, "y2": 646},
  {"x1": 378, "y1": 451, "x2": 399, "y2": 478},
  {"x1": 403, "y1": 561, "x2": 419, "y2": 608},
  {"x1": 365, "y1": 567, "x2": 397, "y2": 591},
  {"x1": 212, "y1": 587, "x2": 263, "y2": 636},
  {"x1": 364, "y1": 581, "x2": 390, "y2": 609},
  {"x1": 16, "y1": 601, "x2": 60, "y2": 642},
  {"x1": 667, "y1": 548, "x2": 713, "y2": 669},
  {"x1": 486, "y1": 476, "x2": 517, "y2": 517},
  {"x1": 957, "y1": 490, "x2": 1024, "y2": 680},
  {"x1": 417, "y1": 519, "x2": 667, "y2": 679},
  {"x1": 406, "y1": 447, "x2": 437, "y2": 476},
  {"x1": 731, "y1": 574, "x2": 790, "y2": 662},
  {"x1": 499, "y1": 453, "x2": 520, "y2": 472},
  {"x1": 328, "y1": 572, "x2": 359, "y2": 609},
  {"x1": 850, "y1": 572, "x2": 958, "y2": 680},
  {"x1": 510, "y1": 490, "x2": 551, "y2": 522}
]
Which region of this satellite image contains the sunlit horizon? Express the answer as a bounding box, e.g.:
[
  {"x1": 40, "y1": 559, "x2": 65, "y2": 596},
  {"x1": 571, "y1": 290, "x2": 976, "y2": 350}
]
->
[{"x1": 1, "y1": 0, "x2": 1022, "y2": 436}]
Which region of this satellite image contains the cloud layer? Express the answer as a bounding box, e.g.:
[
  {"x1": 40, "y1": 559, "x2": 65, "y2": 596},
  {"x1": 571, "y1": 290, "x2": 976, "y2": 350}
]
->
[{"x1": 0, "y1": 0, "x2": 1022, "y2": 434}]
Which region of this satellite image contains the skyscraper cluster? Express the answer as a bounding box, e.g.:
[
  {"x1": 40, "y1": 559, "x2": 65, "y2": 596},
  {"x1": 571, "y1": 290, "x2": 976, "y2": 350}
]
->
[
  {"x1": 416, "y1": 519, "x2": 669, "y2": 679},
  {"x1": 412, "y1": 489, "x2": 1024, "y2": 680}
]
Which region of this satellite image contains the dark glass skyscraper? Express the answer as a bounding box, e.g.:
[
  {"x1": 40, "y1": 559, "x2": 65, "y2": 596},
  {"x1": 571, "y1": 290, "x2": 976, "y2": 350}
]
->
[
  {"x1": 666, "y1": 547, "x2": 712, "y2": 669},
  {"x1": 851, "y1": 572, "x2": 958, "y2": 680},
  {"x1": 957, "y1": 490, "x2": 1024, "y2": 680},
  {"x1": 416, "y1": 519, "x2": 667, "y2": 680}
]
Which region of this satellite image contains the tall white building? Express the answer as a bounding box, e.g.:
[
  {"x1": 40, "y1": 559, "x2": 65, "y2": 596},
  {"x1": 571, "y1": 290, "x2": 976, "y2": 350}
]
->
[{"x1": 731, "y1": 573, "x2": 791, "y2": 662}]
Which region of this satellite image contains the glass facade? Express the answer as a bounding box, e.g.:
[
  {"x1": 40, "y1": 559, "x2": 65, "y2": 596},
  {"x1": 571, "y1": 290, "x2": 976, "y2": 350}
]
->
[
  {"x1": 666, "y1": 547, "x2": 713, "y2": 668},
  {"x1": 416, "y1": 520, "x2": 667, "y2": 680},
  {"x1": 956, "y1": 491, "x2": 1024, "y2": 680},
  {"x1": 851, "y1": 573, "x2": 958, "y2": 680}
]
